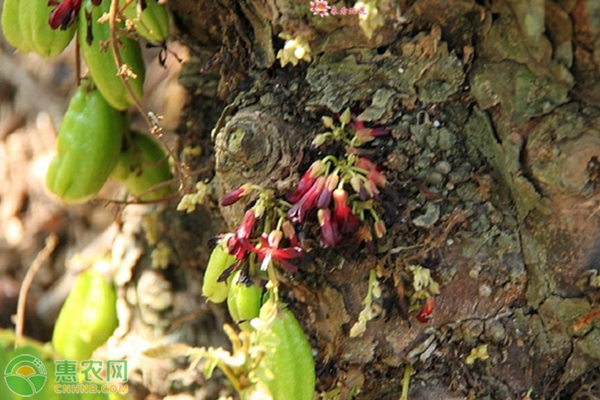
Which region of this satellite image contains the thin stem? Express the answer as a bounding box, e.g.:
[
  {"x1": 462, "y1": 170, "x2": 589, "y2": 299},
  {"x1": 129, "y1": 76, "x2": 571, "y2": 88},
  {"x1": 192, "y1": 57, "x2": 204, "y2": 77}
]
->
[
  {"x1": 108, "y1": 0, "x2": 148, "y2": 125},
  {"x1": 399, "y1": 364, "x2": 413, "y2": 400},
  {"x1": 107, "y1": 0, "x2": 186, "y2": 191},
  {"x1": 75, "y1": 38, "x2": 81, "y2": 86},
  {"x1": 14, "y1": 235, "x2": 58, "y2": 348}
]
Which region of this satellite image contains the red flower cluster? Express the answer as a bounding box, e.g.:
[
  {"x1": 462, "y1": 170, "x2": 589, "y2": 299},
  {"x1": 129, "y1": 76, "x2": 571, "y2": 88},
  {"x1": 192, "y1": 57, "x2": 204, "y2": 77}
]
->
[
  {"x1": 222, "y1": 209, "x2": 303, "y2": 273},
  {"x1": 286, "y1": 154, "x2": 386, "y2": 247},
  {"x1": 217, "y1": 111, "x2": 389, "y2": 269}
]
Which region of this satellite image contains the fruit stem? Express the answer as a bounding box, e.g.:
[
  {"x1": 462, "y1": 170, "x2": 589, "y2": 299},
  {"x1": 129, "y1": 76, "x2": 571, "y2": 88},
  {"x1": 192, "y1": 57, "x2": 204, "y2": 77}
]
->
[
  {"x1": 108, "y1": 0, "x2": 187, "y2": 194},
  {"x1": 400, "y1": 364, "x2": 413, "y2": 400}
]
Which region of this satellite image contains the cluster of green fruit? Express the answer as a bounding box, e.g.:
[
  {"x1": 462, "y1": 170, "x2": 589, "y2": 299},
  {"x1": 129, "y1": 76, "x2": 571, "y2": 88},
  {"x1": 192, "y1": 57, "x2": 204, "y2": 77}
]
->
[
  {"x1": 202, "y1": 242, "x2": 316, "y2": 400},
  {"x1": 1, "y1": 0, "x2": 172, "y2": 203}
]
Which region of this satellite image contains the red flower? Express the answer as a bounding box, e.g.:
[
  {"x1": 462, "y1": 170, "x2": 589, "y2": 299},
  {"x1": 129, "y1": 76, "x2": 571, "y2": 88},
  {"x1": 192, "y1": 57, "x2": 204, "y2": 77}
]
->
[
  {"x1": 288, "y1": 160, "x2": 325, "y2": 203},
  {"x1": 316, "y1": 173, "x2": 339, "y2": 209},
  {"x1": 237, "y1": 209, "x2": 256, "y2": 239},
  {"x1": 48, "y1": 0, "x2": 81, "y2": 30},
  {"x1": 318, "y1": 209, "x2": 341, "y2": 247},
  {"x1": 227, "y1": 210, "x2": 256, "y2": 259},
  {"x1": 416, "y1": 297, "x2": 435, "y2": 323},
  {"x1": 333, "y1": 188, "x2": 358, "y2": 233},
  {"x1": 288, "y1": 176, "x2": 326, "y2": 223},
  {"x1": 255, "y1": 231, "x2": 303, "y2": 272}
]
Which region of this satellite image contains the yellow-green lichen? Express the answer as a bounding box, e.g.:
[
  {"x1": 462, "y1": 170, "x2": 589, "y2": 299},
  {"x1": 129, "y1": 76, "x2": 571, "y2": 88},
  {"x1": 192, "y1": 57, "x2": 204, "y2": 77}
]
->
[
  {"x1": 465, "y1": 344, "x2": 489, "y2": 364},
  {"x1": 277, "y1": 34, "x2": 312, "y2": 67},
  {"x1": 355, "y1": 1, "x2": 384, "y2": 40}
]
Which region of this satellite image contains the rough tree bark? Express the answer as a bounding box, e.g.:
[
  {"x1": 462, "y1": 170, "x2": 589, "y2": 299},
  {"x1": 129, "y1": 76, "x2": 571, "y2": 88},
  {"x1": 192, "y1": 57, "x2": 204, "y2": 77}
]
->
[{"x1": 107, "y1": 1, "x2": 600, "y2": 399}]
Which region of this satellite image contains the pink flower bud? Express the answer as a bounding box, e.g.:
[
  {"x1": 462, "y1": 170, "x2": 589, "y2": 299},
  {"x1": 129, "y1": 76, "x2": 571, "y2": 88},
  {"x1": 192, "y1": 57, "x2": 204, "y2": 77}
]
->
[
  {"x1": 236, "y1": 209, "x2": 256, "y2": 240},
  {"x1": 316, "y1": 174, "x2": 339, "y2": 209},
  {"x1": 220, "y1": 183, "x2": 253, "y2": 206},
  {"x1": 355, "y1": 128, "x2": 376, "y2": 144},
  {"x1": 318, "y1": 209, "x2": 341, "y2": 247},
  {"x1": 354, "y1": 126, "x2": 388, "y2": 144},
  {"x1": 287, "y1": 160, "x2": 326, "y2": 203},
  {"x1": 367, "y1": 169, "x2": 386, "y2": 187},
  {"x1": 281, "y1": 221, "x2": 299, "y2": 246},
  {"x1": 374, "y1": 220, "x2": 386, "y2": 239},
  {"x1": 356, "y1": 157, "x2": 376, "y2": 171}
]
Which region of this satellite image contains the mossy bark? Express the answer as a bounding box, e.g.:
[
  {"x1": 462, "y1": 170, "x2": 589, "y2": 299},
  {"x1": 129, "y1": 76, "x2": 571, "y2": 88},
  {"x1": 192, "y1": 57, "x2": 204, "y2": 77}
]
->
[{"x1": 117, "y1": 1, "x2": 600, "y2": 399}]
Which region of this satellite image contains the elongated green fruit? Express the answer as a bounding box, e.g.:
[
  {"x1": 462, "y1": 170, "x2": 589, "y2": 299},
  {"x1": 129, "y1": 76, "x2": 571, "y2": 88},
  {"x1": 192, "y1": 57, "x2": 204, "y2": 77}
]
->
[
  {"x1": 202, "y1": 240, "x2": 236, "y2": 303},
  {"x1": 78, "y1": 0, "x2": 145, "y2": 110},
  {"x1": 260, "y1": 307, "x2": 315, "y2": 400},
  {"x1": 124, "y1": 0, "x2": 170, "y2": 43},
  {"x1": 52, "y1": 268, "x2": 118, "y2": 361},
  {"x1": 226, "y1": 271, "x2": 262, "y2": 324},
  {"x1": 46, "y1": 80, "x2": 125, "y2": 203},
  {"x1": 111, "y1": 131, "x2": 173, "y2": 200},
  {"x1": 1, "y1": 0, "x2": 76, "y2": 57}
]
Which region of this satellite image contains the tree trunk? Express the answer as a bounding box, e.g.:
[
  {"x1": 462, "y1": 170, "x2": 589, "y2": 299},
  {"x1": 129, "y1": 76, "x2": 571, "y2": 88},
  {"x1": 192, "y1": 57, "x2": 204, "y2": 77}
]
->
[{"x1": 112, "y1": 0, "x2": 600, "y2": 399}]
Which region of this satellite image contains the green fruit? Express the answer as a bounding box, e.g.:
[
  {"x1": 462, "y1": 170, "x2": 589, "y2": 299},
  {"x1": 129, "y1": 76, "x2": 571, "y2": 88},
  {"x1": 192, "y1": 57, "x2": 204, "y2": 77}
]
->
[
  {"x1": 1, "y1": 0, "x2": 76, "y2": 57},
  {"x1": 46, "y1": 80, "x2": 125, "y2": 203},
  {"x1": 78, "y1": 0, "x2": 145, "y2": 110},
  {"x1": 226, "y1": 271, "x2": 262, "y2": 324},
  {"x1": 258, "y1": 306, "x2": 315, "y2": 400},
  {"x1": 111, "y1": 131, "x2": 173, "y2": 200},
  {"x1": 52, "y1": 268, "x2": 118, "y2": 361},
  {"x1": 124, "y1": 0, "x2": 170, "y2": 43},
  {"x1": 202, "y1": 240, "x2": 236, "y2": 303}
]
